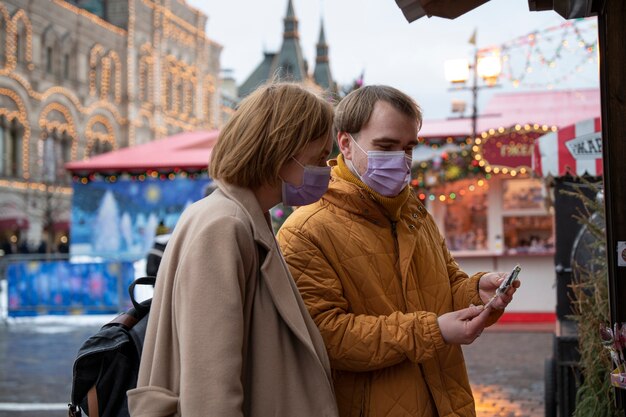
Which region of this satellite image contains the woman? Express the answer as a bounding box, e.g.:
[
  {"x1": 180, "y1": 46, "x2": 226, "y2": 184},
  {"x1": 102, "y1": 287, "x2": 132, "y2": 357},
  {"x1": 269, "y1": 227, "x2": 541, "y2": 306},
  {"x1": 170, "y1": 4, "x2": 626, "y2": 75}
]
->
[{"x1": 128, "y1": 82, "x2": 338, "y2": 417}]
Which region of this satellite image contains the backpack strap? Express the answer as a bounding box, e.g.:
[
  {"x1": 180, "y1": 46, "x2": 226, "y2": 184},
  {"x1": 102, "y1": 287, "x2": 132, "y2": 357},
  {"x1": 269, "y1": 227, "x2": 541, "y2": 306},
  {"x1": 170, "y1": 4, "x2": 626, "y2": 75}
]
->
[
  {"x1": 88, "y1": 385, "x2": 99, "y2": 417},
  {"x1": 109, "y1": 312, "x2": 139, "y2": 328},
  {"x1": 129, "y1": 276, "x2": 156, "y2": 317}
]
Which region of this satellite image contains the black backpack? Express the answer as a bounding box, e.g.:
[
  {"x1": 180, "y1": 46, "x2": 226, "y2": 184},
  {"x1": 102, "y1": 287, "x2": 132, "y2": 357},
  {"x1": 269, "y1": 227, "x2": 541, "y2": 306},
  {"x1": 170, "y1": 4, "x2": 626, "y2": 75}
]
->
[{"x1": 68, "y1": 276, "x2": 156, "y2": 417}]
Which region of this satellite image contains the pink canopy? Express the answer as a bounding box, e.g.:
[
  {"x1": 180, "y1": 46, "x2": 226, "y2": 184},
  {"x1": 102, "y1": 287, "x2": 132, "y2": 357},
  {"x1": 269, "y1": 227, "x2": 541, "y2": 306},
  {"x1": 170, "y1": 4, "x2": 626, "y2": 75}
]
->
[{"x1": 66, "y1": 130, "x2": 220, "y2": 173}]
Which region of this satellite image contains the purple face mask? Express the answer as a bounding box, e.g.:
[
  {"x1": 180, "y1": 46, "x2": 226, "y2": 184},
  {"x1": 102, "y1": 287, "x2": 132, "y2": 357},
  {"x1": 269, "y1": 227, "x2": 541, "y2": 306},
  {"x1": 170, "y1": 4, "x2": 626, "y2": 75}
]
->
[
  {"x1": 349, "y1": 134, "x2": 412, "y2": 197},
  {"x1": 282, "y1": 157, "x2": 331, "y2": 206}
]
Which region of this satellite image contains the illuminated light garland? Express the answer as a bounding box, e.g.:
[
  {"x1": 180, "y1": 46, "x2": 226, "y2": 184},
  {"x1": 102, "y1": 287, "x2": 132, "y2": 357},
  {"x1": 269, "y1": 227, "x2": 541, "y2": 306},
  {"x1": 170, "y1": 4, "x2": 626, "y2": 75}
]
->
[
  {"x1": 0, "y1": 178, "x2": 72, "y2": 195},
  {"x1": 204, "y1": 74, "x2": 216, "y2": 128},
  {"x1": 0, "y1": 4, "x2": 11, "y2": 71},
  {"x1": 141, "y1": 0, "x2": 213, "y2": 42},
  {"x1": 139, "y1": 43, "x2": 155, "y2": 105},
  {"x1": 51, "y1": 0, "x2": 127, "y2": 36},
  {"x1": 39, "y1": 102, "x2": 77, "y2": 162},
  {"x1": 89, "y1": 44, "x2": 105, "y2": 97},
  {"x1": 0, "y1": 88, "x2": 31, "y2": 178},
  {"x1": 412, "y1": 176, "x2": 491, "y2": 202},
  {"x1": 11, "y1": 10, "x2": 33, "y2": 68},
  {"x1": 72, "y1": 168, "x2": 209, "y2": 184},
  {"x1": 479, "y1": 18, "x2": 597, "y2": 89},
  {"x1": 474, "y1": 124, "x2": 554, "y2": 177},
  {"x1": 85, "y1": 115, "x2": 117, "y2": 157}
]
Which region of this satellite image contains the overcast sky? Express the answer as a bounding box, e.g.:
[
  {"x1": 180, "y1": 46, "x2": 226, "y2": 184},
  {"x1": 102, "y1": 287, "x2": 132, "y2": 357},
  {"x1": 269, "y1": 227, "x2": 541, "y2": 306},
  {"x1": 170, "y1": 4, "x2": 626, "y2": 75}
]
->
[{"x1": 188, "y1": 0, "x2": 600, "y2": 120}]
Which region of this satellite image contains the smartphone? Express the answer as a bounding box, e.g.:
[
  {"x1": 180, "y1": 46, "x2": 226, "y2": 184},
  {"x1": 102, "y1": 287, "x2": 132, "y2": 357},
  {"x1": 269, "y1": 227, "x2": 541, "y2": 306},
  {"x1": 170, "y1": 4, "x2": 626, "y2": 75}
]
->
[
  {"x1": 485, "y1": 264, "x2": 521, "y2": 308},
  {"x1": 496, "y1": 264, "x2": 521, "y2": 296}
]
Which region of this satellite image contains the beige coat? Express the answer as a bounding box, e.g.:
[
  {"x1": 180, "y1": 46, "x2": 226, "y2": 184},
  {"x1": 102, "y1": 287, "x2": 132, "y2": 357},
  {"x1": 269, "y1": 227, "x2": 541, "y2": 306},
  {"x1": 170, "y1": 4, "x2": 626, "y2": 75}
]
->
[
  {"x1": 128, "y1": 181, "x2": 338, "y2": 417},
  {"x1": 277, "y1": 171, "x2": 501, "y2": 417}
]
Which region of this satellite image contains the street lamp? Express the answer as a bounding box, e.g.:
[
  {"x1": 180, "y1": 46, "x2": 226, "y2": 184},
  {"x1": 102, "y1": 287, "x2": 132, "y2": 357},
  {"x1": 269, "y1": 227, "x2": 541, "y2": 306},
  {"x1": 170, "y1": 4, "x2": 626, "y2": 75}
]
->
[{"x1": 444, "y1": 46, "x2": 502, "y2": 142}]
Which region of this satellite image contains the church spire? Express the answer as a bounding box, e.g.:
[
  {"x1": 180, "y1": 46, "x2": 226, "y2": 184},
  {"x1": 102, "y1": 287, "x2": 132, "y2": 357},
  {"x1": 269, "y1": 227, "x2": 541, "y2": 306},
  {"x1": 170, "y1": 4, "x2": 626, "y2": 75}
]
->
[
  {"x1": 313, "y1": 18, "x2": 334, "y2": 92},
  {"x1": 316, "y1": 19, "x2": 328, "y2": 64},
  {"x1": 283, "y1": 0, "x2": 299, "y2": 39}
]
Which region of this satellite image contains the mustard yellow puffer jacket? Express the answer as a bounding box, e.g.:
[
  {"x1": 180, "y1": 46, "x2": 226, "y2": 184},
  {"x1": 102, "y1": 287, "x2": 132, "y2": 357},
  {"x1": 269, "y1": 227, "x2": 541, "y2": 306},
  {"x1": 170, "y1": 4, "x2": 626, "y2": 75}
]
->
[{"x1": 277, "y1": 172, "x2": 499, "y2": 417}]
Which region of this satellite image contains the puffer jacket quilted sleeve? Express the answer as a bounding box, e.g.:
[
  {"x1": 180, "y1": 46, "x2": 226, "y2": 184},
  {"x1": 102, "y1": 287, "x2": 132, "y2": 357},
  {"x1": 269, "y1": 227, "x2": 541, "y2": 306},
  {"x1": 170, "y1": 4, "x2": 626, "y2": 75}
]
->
[{"x1": 279, "y1": 224, "x2": 447, "y2": 372}]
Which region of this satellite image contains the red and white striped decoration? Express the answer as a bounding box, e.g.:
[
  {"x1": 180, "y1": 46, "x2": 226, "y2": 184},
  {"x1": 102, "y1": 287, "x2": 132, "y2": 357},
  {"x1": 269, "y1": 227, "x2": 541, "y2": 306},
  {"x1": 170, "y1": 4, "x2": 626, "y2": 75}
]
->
[{"x1": 533, "y1": 117, "x2": 602, "y2": 177}]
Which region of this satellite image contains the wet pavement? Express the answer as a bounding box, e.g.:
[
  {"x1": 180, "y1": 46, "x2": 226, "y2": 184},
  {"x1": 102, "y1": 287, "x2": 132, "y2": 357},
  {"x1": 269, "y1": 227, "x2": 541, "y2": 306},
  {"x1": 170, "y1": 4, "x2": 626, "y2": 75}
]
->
[{"x1": 0, "y1": 317, "x2": 553, "y2": 417}]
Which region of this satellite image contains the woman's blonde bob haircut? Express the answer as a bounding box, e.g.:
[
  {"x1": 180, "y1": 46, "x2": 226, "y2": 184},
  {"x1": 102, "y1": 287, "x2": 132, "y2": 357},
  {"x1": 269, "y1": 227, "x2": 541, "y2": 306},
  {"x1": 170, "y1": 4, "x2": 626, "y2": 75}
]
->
[{"x1": 209, "y1": 82, "x2": 334, "y2": 188}]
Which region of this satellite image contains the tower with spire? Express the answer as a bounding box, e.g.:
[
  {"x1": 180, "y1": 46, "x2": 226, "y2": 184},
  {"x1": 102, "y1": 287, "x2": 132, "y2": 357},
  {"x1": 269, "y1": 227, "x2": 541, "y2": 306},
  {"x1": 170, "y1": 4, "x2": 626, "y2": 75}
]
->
[
  {"x1": 313, "y1": 20, "x2": 334, "y2": 91},
  {"x1": 238, "y1": 0, "x2": 336, "y2": 98}
]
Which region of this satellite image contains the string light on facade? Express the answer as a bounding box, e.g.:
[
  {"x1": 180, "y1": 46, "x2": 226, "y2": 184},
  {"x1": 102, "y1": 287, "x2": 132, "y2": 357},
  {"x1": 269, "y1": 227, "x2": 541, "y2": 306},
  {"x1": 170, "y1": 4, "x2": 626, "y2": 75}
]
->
[
  {"x1": 39, "y1": 102, "x2": 77, "y2": 161},
  {"x1": 85, "y1": 115, "x2": 116, "y2": 156}
]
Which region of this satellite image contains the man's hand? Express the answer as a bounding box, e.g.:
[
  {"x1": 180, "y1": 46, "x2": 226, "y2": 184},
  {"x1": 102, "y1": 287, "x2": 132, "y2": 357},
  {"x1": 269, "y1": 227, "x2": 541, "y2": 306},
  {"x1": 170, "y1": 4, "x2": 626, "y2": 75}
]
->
[
  {"x1": 437, "y1": 304, "x2": 491, "y2": 345},
  {"x1": 479, "y1": 272, "x2": 521, "y2": 310}
]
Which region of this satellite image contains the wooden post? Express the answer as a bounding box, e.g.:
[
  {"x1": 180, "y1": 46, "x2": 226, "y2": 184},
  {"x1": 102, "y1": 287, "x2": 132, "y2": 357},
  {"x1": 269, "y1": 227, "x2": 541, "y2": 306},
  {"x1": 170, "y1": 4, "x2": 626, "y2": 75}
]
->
[{"x1": 598, "y1": 0, "x2": 626, "y2": 408}]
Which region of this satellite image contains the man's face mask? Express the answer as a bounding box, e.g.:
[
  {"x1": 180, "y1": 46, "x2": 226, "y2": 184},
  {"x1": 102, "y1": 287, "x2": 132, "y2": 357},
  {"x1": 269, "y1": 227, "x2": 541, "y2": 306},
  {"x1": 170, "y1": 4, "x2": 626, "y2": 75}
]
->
[
  {"x1": 282, "y1": 157, "x2": 331, "y2": 206},
  {"x1": 348, "y1": 134, "x2": 412, "y2": 197}
]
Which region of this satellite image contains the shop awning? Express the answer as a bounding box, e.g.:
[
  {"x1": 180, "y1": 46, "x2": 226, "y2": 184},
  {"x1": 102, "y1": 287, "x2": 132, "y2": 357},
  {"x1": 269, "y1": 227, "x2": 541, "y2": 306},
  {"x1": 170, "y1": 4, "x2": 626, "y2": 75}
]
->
[
  {"x1": 65, "y1": 130, "x2": 220, "y2": 174},
  {"x1": 533, "y1": 117, "x2": 602, "y2": 177}
]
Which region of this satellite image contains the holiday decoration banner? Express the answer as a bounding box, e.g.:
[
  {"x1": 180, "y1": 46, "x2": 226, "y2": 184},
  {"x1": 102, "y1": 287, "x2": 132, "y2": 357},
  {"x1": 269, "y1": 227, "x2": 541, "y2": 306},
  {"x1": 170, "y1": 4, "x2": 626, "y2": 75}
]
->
[
  {"x1": 70, "y1": 176, "x2": 211, "y2": 259},
  {"x1": 7, "y1": 260, "x2": 135, "y2": 316}
]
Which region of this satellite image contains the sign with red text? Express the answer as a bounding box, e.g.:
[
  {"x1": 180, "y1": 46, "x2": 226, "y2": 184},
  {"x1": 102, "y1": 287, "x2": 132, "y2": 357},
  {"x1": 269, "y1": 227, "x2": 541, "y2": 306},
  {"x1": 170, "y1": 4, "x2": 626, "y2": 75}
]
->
[{"x1": 475, "y1": 127, "x2": 545, "y2": 171}]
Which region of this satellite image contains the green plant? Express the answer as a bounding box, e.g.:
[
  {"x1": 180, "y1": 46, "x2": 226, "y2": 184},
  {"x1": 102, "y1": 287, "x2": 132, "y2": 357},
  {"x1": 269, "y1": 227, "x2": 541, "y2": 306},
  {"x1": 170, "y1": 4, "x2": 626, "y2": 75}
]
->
[{"x1": 566, "y1": 179, "x2": 625, "y2": 417}]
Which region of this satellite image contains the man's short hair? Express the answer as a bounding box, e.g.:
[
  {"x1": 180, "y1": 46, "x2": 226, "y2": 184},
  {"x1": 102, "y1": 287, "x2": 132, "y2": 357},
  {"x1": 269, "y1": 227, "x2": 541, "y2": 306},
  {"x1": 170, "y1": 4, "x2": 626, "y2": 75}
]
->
[
  {"x1": 209, "y1": 82, "x2": 333, "y2": 188},
  {"x1": 334, "y1": 85, "x2": 422, "y2": 136}
]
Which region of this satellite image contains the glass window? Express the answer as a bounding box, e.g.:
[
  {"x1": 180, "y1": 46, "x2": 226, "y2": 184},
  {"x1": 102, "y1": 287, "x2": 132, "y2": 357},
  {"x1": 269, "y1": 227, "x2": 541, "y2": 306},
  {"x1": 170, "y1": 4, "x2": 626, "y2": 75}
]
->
[
  {"x1": 503, "y1": 215, "x2": 554, "y2": 254},
  {"x1": 63, "y1": 54, "x2": 70, "y2": 79},
  {"x1": 46, "y1": 46, "x2": 53, "y2": 73},
  {"x1": 502, "y1": 178, "x2": 546, "y2": 212},
  {"x1": 442, "y1": 179, "x2": 489, "y2": 251}
]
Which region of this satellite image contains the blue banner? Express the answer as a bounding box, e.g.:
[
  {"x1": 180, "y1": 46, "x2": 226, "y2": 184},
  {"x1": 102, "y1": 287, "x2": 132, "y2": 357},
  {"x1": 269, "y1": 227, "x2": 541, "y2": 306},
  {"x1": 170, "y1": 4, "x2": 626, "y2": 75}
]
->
[
  {"x1": 7, "y1": 260, "x2": 135, "y2": 316},
  {"x1": 70, "y1": 176, "x2": 212, "y2": 259}
]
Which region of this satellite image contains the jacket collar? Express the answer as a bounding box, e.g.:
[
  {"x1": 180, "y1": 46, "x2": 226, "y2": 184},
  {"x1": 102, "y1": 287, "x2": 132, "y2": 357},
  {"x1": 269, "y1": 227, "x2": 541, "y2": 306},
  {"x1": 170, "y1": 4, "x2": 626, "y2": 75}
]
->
[
  {"x1": 214, "y1": 180, "x2": 276, "y2": 251},
  {"x1": 322, "y1": 163, "x2": 428, "y2": 226}
]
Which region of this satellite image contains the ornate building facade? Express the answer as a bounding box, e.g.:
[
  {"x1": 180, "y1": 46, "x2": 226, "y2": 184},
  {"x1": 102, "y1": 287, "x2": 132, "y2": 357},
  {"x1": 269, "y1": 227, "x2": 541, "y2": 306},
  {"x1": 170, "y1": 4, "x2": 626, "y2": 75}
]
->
[{"x1": 0, "y1": 0, "x2": 221, "y2": 253}]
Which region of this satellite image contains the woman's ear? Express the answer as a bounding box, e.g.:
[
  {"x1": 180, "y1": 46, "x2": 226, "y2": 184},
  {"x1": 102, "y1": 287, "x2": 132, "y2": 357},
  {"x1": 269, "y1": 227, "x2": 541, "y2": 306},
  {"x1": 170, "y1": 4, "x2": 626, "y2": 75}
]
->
[{"x1": 337, "y1": 132, "x2": 353, "y2": 160}]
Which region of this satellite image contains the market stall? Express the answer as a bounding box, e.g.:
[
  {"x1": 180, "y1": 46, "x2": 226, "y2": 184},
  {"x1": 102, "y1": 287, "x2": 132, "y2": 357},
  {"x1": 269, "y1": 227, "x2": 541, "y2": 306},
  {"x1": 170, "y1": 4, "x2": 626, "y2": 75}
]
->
[
  {"x1": 413, "y1": 88, "x2": 601, "y2": 322},
  {"x1": 65, "y1": 130, "x2": 220, "y2": 260},
  {"x1": 4, "y1": 131, "x2": 220, "y2": 317}
]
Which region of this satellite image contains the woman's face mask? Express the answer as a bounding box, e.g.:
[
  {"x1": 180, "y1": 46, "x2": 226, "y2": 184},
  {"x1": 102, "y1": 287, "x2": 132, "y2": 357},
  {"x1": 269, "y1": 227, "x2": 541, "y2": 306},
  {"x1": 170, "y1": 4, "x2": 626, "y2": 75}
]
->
[
  {"x1": 282, "y1": 157, "x2": 331, "y2": 206},
  {"x1": 348, "y1": 134, "x2": 412, "y2": 197}
]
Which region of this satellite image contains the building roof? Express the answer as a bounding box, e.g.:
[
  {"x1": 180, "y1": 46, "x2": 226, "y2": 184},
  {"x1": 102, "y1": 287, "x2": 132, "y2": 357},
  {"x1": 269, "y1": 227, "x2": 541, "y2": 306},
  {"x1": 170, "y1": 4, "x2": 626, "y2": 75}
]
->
[
  {"x1": 419, "y1": 88, "x2": 601, "y2": 138},
  {"x1": 313, "y1": 20, "x2": 334, "y2": 91},
  {"x1": 65, "y1": 130, "x2": 220, "y2": 173},
  {"x1": 238, "y1": 0, "x2": 334, "y2": 98}
]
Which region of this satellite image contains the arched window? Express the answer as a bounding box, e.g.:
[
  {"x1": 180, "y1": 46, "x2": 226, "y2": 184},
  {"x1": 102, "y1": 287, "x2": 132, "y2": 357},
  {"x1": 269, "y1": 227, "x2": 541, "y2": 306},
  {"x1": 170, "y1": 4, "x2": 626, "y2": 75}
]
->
[
  {"x1": 12, "y1": 11, "x2": 32, "y2": 68},
  {"x1": 46, "y1": 46, "x2": 53, "y2": 73},
  {"x1": 15, "y1": 29, "x2": 24, "y2": 64},
  {"x1": 0, "y1": 117, "x2": 23, "y2": 178},
  {"x1": 89, "y1": 139, "x2": 113, "y2": 157},
  {"x1": 63, "y1": 53, "x2": 70, "y2": 79},
  {"x1": 42, "y1": 129, "x2": 72, "y2": 183}
]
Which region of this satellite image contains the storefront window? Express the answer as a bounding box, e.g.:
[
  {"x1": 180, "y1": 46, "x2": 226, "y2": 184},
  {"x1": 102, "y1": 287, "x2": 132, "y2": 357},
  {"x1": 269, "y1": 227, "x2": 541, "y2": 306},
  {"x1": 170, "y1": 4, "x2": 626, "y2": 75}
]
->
[
  {"x1": 501, "y1": 178, "x2": 554, "y2": 254},
  {"x1": 503, "y1": 215, "x2": 554, "y2": 254},
  {"x1": 442, "y1": 179, "x2": 489, "y2": 251}
]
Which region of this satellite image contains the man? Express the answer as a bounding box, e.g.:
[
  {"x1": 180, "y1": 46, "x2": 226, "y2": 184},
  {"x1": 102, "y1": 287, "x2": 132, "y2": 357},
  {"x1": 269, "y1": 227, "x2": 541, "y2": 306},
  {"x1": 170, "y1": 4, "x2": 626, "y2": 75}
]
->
[{"x1": 277, "y1": 85, "x2": 519, "y2": 417}]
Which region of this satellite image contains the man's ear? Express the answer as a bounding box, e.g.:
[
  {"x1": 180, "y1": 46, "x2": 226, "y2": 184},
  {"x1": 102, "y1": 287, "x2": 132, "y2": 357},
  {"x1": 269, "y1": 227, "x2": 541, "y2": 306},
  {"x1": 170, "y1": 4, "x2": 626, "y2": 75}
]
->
[{"x1": 337, "y1": 131, "x2": 352, "y2": 160}]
